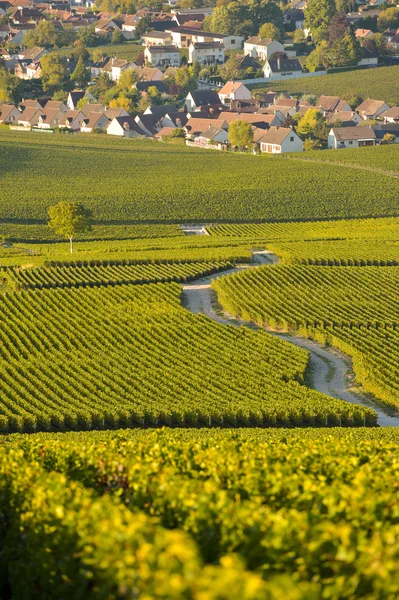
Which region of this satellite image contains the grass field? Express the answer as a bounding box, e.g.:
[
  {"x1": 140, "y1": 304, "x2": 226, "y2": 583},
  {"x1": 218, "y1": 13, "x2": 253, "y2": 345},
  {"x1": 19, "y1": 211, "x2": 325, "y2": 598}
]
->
[
  {"x1": 2, "y1": 131, "x2": 399, "y2": 224},
  {"x1": 252, "y1": 65, "x2": 399, "y2": 105},
  {"x1": 54, "y1": 40, "x2": 144, "y2": 62}
]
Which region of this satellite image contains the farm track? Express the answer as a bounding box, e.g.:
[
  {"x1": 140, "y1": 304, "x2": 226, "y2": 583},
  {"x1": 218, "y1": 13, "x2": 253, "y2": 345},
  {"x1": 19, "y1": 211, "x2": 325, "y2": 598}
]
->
[{"x1": 181, "y1": 251, "x2": 399, "y2": 427}]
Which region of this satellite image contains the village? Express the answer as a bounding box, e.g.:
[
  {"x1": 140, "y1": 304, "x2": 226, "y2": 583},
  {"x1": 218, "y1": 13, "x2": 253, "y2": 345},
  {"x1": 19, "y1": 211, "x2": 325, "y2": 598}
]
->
[{"x1": 0, "y1": 0, "x2": 399, "y2": 152}]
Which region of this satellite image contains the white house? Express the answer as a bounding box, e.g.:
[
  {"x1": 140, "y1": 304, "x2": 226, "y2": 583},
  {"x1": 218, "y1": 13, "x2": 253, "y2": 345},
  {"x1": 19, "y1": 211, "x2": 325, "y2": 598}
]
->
[
  {"x1": 244, "y1": 37, "x2": 284, "y2": 61},
  {"x1": 107, "y1": 116, "x2": 143, "y2": 137},
  {"x1": 166, "y1": 27, "x2": 242, "y2": 50},
  {"x1": 194, "y1": 125, "x2": 228, "y2": 146},
  {"x1": 67, "y1": 90, "x2": 96, "y2": 110},
  {"x1": 0, "y1": 104, "x2": 20, "y2": 124},
  {"x1": 80, "y1": 112, "x2": 110, "y2": 133},
  {"x1": 35, "y1": 108, "x2": 65, "y2": 129},
  {"x1": 111, "y1": 59, "x2": 137, "y2": 81},
  {"x1": 258, "y1": 127, "x2": 303, "y2": 153},
  {"x1": 264, "y1": 57, "x2": 303, "y2": 79},
  {"x1": 18, "y1": 107, "x2": 44, "y2": 127},
  {"x1": 218, "y1": 81, "x2": 251, "y2": 106},
  {"x1": 189, "y1": 42, "x2": 224, "y2": 65},
  {"x1": 144, "y1": 45, "x2": 180, "y2": 67},
  {"x1": 380, "y1": 107, "x2": 399, "y2": 123},
  {"x1": 142, "y1": 30, "x2": 172, "y2": 46},
  {"x1": 328, "y1": 126, "x2": 376, "y2": 149},
  {"x1": 184, "y1": 89, "x2": 221, "y2": 111}
]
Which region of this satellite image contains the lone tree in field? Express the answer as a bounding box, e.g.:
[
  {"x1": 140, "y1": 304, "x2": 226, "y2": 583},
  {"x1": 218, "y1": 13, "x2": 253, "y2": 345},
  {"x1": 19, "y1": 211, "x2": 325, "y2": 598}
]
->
[
  {"x1": 48, "y1": 202, "x2": 92, "y2": 253},
  {"x1": 228, "y1": 120, "x2": 254, "y2": 150}
]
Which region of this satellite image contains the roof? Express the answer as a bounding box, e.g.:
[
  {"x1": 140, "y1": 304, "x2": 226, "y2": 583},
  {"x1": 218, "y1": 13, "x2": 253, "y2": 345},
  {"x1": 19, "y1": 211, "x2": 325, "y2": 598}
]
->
[
  {"x1": 135, "y1": 66, "x2": 164, "y2": 81},
  {"x1": 167, "y1": 26, "x2": 229, "y2": 37},
  {"x1": 19, "y1": 106, "x2": 43, "y2": 122},
  {"x1": 218, "y1": 81, "x2": 245, "y2": 95},
  {"x1": 155, "y1": 126, "x2": 176, "y2": 137},
  {"x1": 146, "y1": 45, "x2": 180, "y2": 53},
  {"x1": 326, "y1": 111, "x2": 359, "y2": 124},
  {"x1": 267, "y1": 58, "x2": 302, "y2": 73},
  {"x1": 380, "y1": 107, "x2": 399, "y2": 119},
  {"x1": 331, "y1": 126, "x2": 376, "y2": 141},
  {"x1": 82, "y1": 112, "x2": 109, "y2": 128},
  {"x1": 188, "y1": 89, "x2": 221, "y2": 106},
  {"x1": 199, "y1": 125, "x2": 225, "y2": 140},
  {"x1": 356, "y1": 99, "x2": 387, "y2": 116},
  {"x1": 164, "y1": 66, "x2": 177, "y2": 77},
  {"x1": 191, "y1": 41, "x2": 224, "y2": 49},
  {"x1": 59, "y1": 110, "x2": 83, "y2": 125},
  {"x1": 257, "y1": 126, "x2": 294, "y2": 145},
  {"x1": 135, "y1": 113, "x2": 161, "y2": 135},
  {"x1": 105, "y1": 107, "x2": 129, "y2": 118},
  {"x1": 185, "y1": 117, "x2": 227, "y2": 135},
  {"x1": 136, "y1": 80, "x2": 169, "y2": 93},
  {"x1": 81, "y1": 103, "x2": 105, "y2": 116},
  {"x1": 110, "y1": 115, "x2": 143, "y2": 134},
  {"x1": 43, "y1": 100, "x2": 66, "y2": 111},
  {"x1": 355, "y1": 28, "x2": 372, "y2": 38},
  {"x1": 274, "y1": 98, "x2": 297, "y2": 108},
  {"x1": 145, "y1": 103, "x2": 178, "y2": 117},
  {"x1": 143, "y1": 29, "x2": 171, "y2": 38},
  {"x1": 20, "y1": 46, "x2": 45, "y2": 60},
  {"x1": 0, "y1": 104, "x2": 19, "y2": 120},
  {"x1": 372, "y1": 123, "x2": 399, "y2": 139},
  {"x1": 318, "y1": 95, "x2": 340, "y2": 112},
  {"x1": 68, "y1": 90, "x2": 85, "y2": 105},
  {"x1": 111, "y1": 58, "x2": 132, "y2": 68},
  {"x1": 162, "y1": 111, "x2": 187, "y2": 126},
  {"x1": 245, "y1": 36, "x2": 277, "y2": 46}
]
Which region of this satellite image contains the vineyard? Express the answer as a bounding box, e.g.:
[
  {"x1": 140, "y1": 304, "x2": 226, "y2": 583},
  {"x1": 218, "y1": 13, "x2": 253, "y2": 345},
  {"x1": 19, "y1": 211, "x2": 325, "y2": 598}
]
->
[
  {"x1": 252, "y1": 65, "x2": 399, "y2": 105},
  {"x1": 293, "y1": 144, "x2": 399, "y2": 175},
  {"x1": 213, "y1": 265, "x2": 399, "y2": 408},
  {"x1": 1, "y1": 427, "x2": 399, "y2": 598},
  {"x1": 7, "y1": 260, "x2": 233, "y2": 290},
  {"x1": 0, "y1": 281, "x2": 373, "y2": 433},
  {"x1": 2, "y1": 131, "x2": 399, "y2": 223}
]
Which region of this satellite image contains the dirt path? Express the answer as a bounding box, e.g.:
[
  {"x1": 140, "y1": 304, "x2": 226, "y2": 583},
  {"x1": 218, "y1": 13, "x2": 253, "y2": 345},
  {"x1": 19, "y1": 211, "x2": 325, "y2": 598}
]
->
[{"x1": 181, "y1": 252, "x2": 399, "y2": 427}]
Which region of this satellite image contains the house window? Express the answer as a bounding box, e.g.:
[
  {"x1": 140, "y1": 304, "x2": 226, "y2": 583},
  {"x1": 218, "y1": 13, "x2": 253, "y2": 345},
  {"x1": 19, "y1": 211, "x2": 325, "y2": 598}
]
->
[
  {"x1": 231, "y1": 39, "x2": 235, "y2": 44},
  {"x1": 290, "y1": 136, "x2": 294, "y2": 142},
  {"x1": 348, "y1": 141, "x2": 353, "y2": 145}
]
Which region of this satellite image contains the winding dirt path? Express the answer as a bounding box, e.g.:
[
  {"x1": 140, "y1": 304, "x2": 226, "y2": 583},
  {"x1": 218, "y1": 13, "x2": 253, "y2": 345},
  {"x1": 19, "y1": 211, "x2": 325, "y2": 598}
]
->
[{"x1": 181, "y1": 251, "x2": 399, "y2": 427}]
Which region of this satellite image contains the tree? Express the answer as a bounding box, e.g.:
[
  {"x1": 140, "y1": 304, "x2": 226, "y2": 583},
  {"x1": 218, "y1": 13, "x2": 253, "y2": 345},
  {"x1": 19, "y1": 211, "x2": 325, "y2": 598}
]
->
[
  {"x1": 206, "y1": 0, "x2": 283, "y2": 36},
  {"x1": 220, "y1": 55, "x2": 241, "y2": 81},
  {"x1": 41, "y1": 54, "x2": 68, "y2": 94},
  {"x1": 172, "y1": 127, "x2": 185, "y2": 137},
  {"x1": 297, "y1": 108, "x2": 323, "y2": 136},
  {"x1": 228, "y1": 120, "x2": 254, "y2": 148},
  {"x1": 77, "y1": 97, "x2": 89, "y2": 111},
  {"x1": 258, "y1": 22, "x2": 281, "y2": 41},
  {"x1": 48, "y1": 202, "x2": 92, "y2": 254},
  {"x1": 52, "y1": 89, "x2": 68, "y2": 102},
  {"x1": 293, "y1": 28, "x2": 306, "y2": 44},
  {"x1": 112, "y1": 28, "x2": 123, "y2": 43},
  {"x1": 363, "y1": 33, "x2": 389, "y2": 57},
  {"x1": 72, "y1": 40, "x2": 90, "y2": 63},
  {"x1": 24, "y1": 20, "x2": 58, "y2": 48},
  {"x1": 377, "y1": 7, "x2": 399, "y2": 31},
  {"x1": 304, "y1": 138, "x2": 322, "y2": 150},
  {"x1": 383, "y1": 133, "x2": 396, "y2": 144},
  {"x1": 342, "y1": 91, "x2": 363, "y2": 109},
  {"x1": 174, "y1": 66, "x2": 197, "y2": 92},
  {"x1": 135, "y1": 15, "x2": 151, "y2": 37},
  {"x1": 109, "y1": 95, "x2": 134, "y2": 112},
  {"x1": 118, "y1": 68, "x2": 138, "y2": 90},
  {"x1": 301, "y1": 93, "x2": 317, "y2": 105},
  {"x1": 306, "y1": 40, "x2": 329, "y2": 71},
  {"x1": 305, "y1": 0, "x2": 336, "y2": 42},
  {"x1": 70, "y1": 56, "x2": 90, "y2": 87},
  {"x1": 328, "y1": 12, "x2": 350, "y2": 46},
  {"x1": 0, "y1": 68, "x2": 22, "y2": 103}
]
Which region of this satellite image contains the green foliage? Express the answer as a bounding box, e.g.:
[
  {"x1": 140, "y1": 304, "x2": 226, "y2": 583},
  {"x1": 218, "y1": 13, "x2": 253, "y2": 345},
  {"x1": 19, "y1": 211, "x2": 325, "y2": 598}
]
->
[
  {"x1": 377, "y1": 6, "x2": 399, "y2": 31},
  {"x1": 48, "y1": 201, "x2": 92, "y2": 252},
  {"x1": 70, "y1": 56, "x2": 90, "y2": 87},
  {"x1": 304, "y1": 137, "x2": 322, "y2": 150},
  {"x1": 252, "y1": 65, "x2": 399, "y2": 106},
  {"x1": 3, "y1": 428, "x2": 399, "y2": 597},
  {"x1": 40, "y1": 54, "x2": 69, "y2": 93},
  {"x1": 305, "y1": 0, "x2": 336, "y2": 42},
  {"x1": 24, "y1": 20, "x2": 59, "y2": 48},
  {"x1": 258, "y1": 22, "x2": 282, "y2": 41},
  {"x1": 206, "y1": 0, "x2": 284, "y2": 37},
  {"x1": 228, "y1": 119, "x2": 254, "y2": 148},
  {"x1": 0, "y1": 68, "x2": 22, "y2": 103},
  {"x1": 1, "y1": 131, "x2": 399, "y2": 223},
  {"x1": 0, "y1": 279, "x2": 371, "y2": 432}
]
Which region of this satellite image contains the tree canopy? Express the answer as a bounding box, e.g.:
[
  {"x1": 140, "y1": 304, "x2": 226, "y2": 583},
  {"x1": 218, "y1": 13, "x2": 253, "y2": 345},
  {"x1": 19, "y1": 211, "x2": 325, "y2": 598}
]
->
[
  {"x1": 228, "y1": 120, "x2": 254, "y2": 148},
  {"x1": 48, "y1": 202, "x2": 93, "y2": 253}
]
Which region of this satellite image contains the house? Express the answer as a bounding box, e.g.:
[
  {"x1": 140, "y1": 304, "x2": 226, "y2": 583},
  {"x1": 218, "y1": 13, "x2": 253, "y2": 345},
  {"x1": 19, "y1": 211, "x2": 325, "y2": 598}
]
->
[
  {"x1": 189, "y1": 42, "x2": 225, "y2": 65},
  {"x1": 218, "y1": 81, "x2": 251, "y2": 106},
  {"x1": 142, "y1": 30, "x2": 172, "y2": 45},
  {"x1": 317, "y1": 95, "x2": 351, "y2": 114},
  {"x1": 218, "y1": 111, "x2": 281, "y2": 129},
  {"x1": 356, "y1": 99, "x2": 390, "y2": 120},
  {"x1": 325, "y1": 111, "x2": 362, "y2": 127},
  {"x1": 273, "y1": 97, "x2": 299, "y2": 116},
  {"x1": 264, "y1": 57, "x2": 303, "y2": 79},
  {"x1": 136, "y1": 80, "x2": 169, "y2": 93},
  {"x1": 194, "y1": 125, "x2": 228, "y2": 145},
  {"x1": 134, "y1": 66, "x2": 165, "y2": 81},
  {"x1": 244, "y1": 37, "x2": 284, "y2": 61},
  {"x1": 166, "y1": 27, "x2": 242, "y2": 50},
  {"x1": 35, "y1": 108, "x2": 65, "y2": 129},
  {"x1": 257, "y1": 127, "x2": 303, "y2": 153},
  {"x1": 0, "y1": 104, "x2": 20, "y2": 124},
  {"x1": 355, "y1": 28, "x2": 373, "y2": 39},
  {"x1": 18, "y1": 46, "x2": 48, "y2": 62},
  {"x1": 372, "y1": 123, "x2": 399, "y2": 143},
  {"x1": 134, "y1": 113, "x2": 162, "y2": 136},
  {"x1": 111, "y1": 59, "x2": 137, "y2": 81},
  {"x1": 44, "y1": 100, "x2": 68, "y2": 113},
  {"x1": 14, "y1": 60, "x2": 42, "y2": 80},
  {"x1": 90, "y1": 59, "x2": 109, "y2": 78},
  {"x1": 107, "y1": 116, "x2": 143, "y2": 137},
  {"x1": 185, "y1": 89, "x2": 222, "y2": 111},
  {"x1": 144, "y1": 45, "x2": 180, "y2": 67},
  {"x1": 67, "y1": 90, "x2": 96, "y2": 110},
  {"x1": 380, "y1": 107, "x2": 399, "y2": 123},
  {"x1": 18, "y1": 107, "x2": 44, "y2": 127},
  {"x1": 155, "y1": 126, "x2": 176, "y2": 140},
  {"x1": 159, "y1": 112, "x2": 187, "y2": 128},
  {"x1": 80, "y1": 112, "x2": 110, "y2": 133},
  {"x1": 328, "y1": 126, "x2": 376, "y2": 148},
  {"x1": 185, "y1": 117, "x2": 228, "y2": 137},
  {"x1": 59, "y1": 110, "x2": 85, "y2": 131},
  {"x1": 144, "y1": 104, "x2": 178, "y2": 117},
  {"x1": 357, "y1": 47, "x2": 378, "y2": 66},
  {"x1": 94, "y1": 18, "x2": 120, "y2": 35}
]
